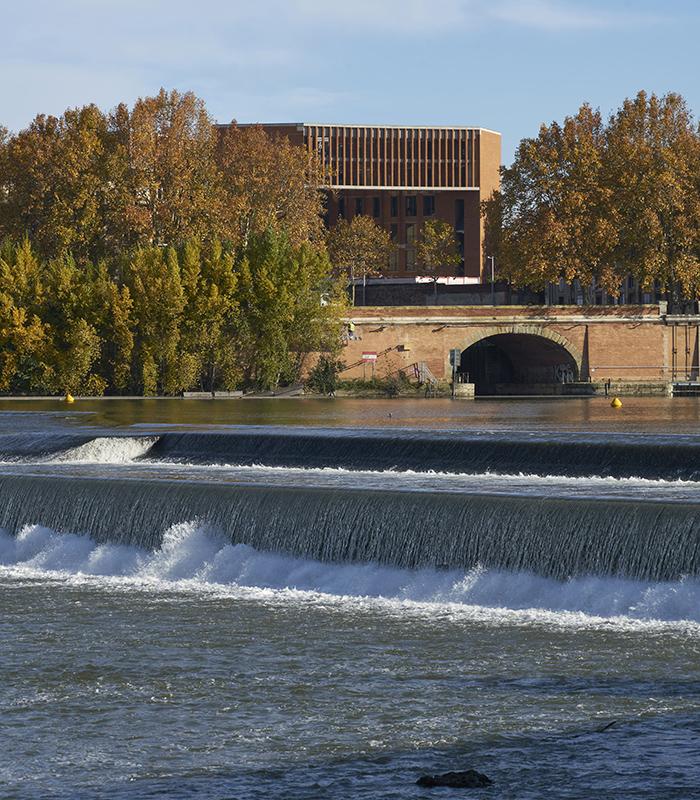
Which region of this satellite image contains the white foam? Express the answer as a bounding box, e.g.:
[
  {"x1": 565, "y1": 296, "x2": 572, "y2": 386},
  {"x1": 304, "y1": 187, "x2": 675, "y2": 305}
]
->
[
  {"x1": 50, "y1": 436, "x2": 158, "y2": 463},
  {"x1": 140, "y1": 458, "x2": 700, "y2": 489},
  {"x1": 1, "y1": 523, "x2": 699, "y2": 633}
]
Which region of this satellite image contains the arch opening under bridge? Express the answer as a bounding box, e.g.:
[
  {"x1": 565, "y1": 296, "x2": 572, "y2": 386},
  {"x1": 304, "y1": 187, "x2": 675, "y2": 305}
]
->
[{"x1": 457, "y1": 331, "x2": 581, "y2": 396}]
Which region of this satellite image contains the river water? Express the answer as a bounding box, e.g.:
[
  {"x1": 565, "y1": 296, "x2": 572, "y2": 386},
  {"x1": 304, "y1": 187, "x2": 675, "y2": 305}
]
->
[{"x1": 2, "y1": 397, "x2": 700, "y2": 799}]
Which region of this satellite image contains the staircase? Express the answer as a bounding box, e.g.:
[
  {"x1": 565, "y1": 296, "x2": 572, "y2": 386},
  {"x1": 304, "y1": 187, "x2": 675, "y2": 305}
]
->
[{"x1": 415, "y1": 361, "x2": 440, "y2": 396}]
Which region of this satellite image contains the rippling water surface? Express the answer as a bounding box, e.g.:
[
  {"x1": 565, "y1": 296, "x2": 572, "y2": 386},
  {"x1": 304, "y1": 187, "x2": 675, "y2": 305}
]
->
[{"x1": 2, "y1": 398, "x2": 700, "y2": 799}]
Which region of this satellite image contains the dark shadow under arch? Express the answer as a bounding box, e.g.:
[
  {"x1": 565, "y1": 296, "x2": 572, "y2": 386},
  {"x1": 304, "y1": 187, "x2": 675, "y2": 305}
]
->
[{"x1": 459, "y1": 333, "x2": 579, "y2": 396}]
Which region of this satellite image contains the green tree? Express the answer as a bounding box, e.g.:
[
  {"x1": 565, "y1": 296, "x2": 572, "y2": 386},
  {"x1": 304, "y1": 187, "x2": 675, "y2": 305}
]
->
[
  {"x1": 51, "y1": 318, "x2": 104, "y2": 396},
  {"x1": 237, "y1": 230, "x2": 346, "y2": 390},
  {"x1": 0, "y1": 300, "x2": 54, "y2": 394},
  {"x1": 124, "y1": 245, "x2": 187, "y2": 394},
  {"x1": 39, "y1": 252, "x2": 105, "y2": 395},
  {"x1": 180, "y1": 238, "x2": 241, "y2": 391},
  {"x1": 305, "y1": 355, "x2": 345, "y2": 395},
  {"x1": 87, "y1": 263, "x2": 135, "y2": 392}
]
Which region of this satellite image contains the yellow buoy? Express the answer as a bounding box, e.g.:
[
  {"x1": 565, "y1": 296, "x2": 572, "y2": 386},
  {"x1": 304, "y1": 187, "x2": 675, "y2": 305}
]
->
[
  {"x1": 610, "y1": 396, "x2": 622, "y2": 408},
  {"x1": 65, "y1": 393, "x2": 75, "y2": 403}
]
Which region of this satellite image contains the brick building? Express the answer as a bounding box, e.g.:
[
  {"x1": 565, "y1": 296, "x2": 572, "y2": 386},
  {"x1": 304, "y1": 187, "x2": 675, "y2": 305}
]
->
[{"x1": 239, "y1": 123, "x2": 501, "y2": 281}]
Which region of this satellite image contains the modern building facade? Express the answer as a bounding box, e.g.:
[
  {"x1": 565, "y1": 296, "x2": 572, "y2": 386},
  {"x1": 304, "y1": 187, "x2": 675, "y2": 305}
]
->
[{"x1": 243, "y1": 123, "x2": 501, "y2": 281}]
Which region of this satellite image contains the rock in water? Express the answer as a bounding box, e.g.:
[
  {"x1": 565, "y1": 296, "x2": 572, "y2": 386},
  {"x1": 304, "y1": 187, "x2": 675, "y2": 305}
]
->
[{"x1": 416, "y1": 769, "x2": 492, "y2": 788}]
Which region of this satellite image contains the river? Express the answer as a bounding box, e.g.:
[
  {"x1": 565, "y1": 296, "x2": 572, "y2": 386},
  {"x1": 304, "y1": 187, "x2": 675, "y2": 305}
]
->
[{"x1": 1, "y1": 397, "x2": 699, "y2": 799}]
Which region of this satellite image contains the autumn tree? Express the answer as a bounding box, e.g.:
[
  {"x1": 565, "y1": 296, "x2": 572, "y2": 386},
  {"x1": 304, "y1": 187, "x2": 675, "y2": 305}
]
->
[
  {"x1": 326, "y1": 215, "x2": 394, "y2": 304},
  {"x1": 0, "y1": 241, "x2": 105, "y2": 394},
  {"x1": 605, "y1": 91, "x2": 700, "y2": 299},
  {"x1": 486, "y1": 91, "x2": 700, "y2": 300},
  {"x1": 488, "y1": 104, "x2": 619, "y2": 293},
  {"x1": 416, "y1": 219, "x2": 462, "y2": 301},
  {"x1": 0, "y1": 93, "x2": 352, "y2": 396},
  {"x1": 0, "y1": 239, "x2": 51, "y2": 393},
  {"x1": 0, "y1": 91, "x2": 226, "y2": 261},
  {"x1": 0, "y1": 302, "x2": 53, "y2": 394},
  {"x1": 0, "y1": 106, "x2": 119, "y2": 262},
  {"x1": 217, "y1": 124, "x2": 327, "y2": 249},
  {"x1": 109, "y1": 89, "x2": 224, "y2": 249}
]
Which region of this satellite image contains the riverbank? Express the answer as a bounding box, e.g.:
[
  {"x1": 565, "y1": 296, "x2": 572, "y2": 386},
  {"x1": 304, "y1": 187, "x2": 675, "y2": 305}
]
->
[{"x1": 0, "y1": 378, "x2": 677, "y2": 401}]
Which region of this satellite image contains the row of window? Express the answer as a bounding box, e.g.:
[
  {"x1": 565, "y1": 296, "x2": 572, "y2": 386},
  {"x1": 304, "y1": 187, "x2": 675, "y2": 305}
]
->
[
  {"x1": 312, "y1": 128, "x2": 474, "y2": 140},
  {"x1": 339, "y1": 195, "x2": 436, "y2": 219}
]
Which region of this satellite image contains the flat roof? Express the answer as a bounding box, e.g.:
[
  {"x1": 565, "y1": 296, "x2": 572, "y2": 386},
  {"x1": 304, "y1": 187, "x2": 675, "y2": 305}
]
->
[{"x1": 228, "y1": 122, "x2": 501, "y2": 136}]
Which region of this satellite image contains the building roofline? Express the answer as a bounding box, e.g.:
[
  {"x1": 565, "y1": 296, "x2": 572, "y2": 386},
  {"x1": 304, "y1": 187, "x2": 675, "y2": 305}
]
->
[{"x1": 220, "y1": 122, "x2": 501, "y2": 136}]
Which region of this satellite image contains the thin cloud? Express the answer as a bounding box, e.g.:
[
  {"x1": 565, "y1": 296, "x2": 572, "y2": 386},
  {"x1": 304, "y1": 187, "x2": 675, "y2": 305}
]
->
[
  {"x1": 292, "y1": 0, "x2": 469, "y2": 33},
  {"x1": 290, "y1": 0, "x2": 662, "y2": 33},
  {"x1": 492, "y1": 0, "x2": 664, "y2": 31}
]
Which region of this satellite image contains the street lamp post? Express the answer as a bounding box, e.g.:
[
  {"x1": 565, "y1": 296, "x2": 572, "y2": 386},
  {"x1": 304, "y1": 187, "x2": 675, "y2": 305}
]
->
[{"x1": 487, "y1": 256, "x2": 495, "y2": 305}]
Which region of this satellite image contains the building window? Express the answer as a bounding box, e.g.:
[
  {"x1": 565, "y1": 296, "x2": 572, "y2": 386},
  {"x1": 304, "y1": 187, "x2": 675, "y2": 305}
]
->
[
  {"x1": 406, "y1": 195, "x2": 417, "y2": 217},
  {"x1": 455, "y1": 198, "x2": 464, "y2": 232},
  {"x1": 372, "y1": 197, "x2": 380, "y2": 218},
  {"x1": 406, "y1": 251, "x2": 416, "y2": 272},
  {"x1": 423, "y1": 195, "x2": 435, "y2": 216},
  {"x1": 388, "y1": 224, "x2": 399, "y2": 271},
  {"x1": 355, "y1": 197, "x2": 364, "y2": 216},
  {"x1": 390, "y1": 196, "x2": 399, "y2": 217},
  {"x1": 338, "y1": 197, "x2": 345, "y2": 219},
  {"x1": 405, "y1": 223, "x2": 416, "y2": 271}
]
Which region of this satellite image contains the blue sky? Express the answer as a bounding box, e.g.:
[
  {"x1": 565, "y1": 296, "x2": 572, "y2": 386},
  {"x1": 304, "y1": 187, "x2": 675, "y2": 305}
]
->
[{"x1": 3, "y1": 0, "x2": 699, "y2": 163}]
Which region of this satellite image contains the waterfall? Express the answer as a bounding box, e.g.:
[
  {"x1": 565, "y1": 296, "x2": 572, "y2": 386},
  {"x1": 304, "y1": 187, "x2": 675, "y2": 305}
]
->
[
  {"x1": 1, "y1": 473, "x2": 699, "y2": 581},
  {"x1": 4, "y1": 428, "x2": 700, "y2": 480},
  {"x1": 145, "y1": 430, "x2": 700, "y2": 480}
]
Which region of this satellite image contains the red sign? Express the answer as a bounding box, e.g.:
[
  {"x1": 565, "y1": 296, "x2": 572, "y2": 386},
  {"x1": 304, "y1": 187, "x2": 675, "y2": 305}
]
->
[{"x1": 362, "y1": 351, "x2": 378, "y2": 361}]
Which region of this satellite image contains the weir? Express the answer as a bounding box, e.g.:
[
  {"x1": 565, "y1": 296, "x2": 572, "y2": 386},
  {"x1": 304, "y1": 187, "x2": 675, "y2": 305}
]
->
[
  {"x1": 146, "y1": 430, "x2": 700, "y2": 481},
  {"x1": 1, "y1": 473, "x2": 699, "y2": 581},
  {"x1": 5, "y1": 429, "x2": 700, "y2": 480}
]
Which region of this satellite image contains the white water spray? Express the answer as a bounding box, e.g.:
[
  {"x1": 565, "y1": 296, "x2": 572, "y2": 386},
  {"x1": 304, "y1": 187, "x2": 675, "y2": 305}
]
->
[
  {"x1": 51, "y1": 436, "x2": 158, "y2": 463},
  {"x1": 2, "y1": 523, "x2": 700, "y2": 629}
]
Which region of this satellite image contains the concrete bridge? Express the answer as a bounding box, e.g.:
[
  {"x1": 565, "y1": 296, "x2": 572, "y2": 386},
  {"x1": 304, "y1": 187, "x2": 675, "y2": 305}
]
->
[{"x1": 342, "y1": 304, "x2": 700, "y2": 395}]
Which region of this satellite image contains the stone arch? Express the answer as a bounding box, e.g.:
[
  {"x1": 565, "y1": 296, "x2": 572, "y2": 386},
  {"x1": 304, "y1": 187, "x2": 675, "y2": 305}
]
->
[{"x1": 450, "y1": 325, "x2": 583, "y2": 394}]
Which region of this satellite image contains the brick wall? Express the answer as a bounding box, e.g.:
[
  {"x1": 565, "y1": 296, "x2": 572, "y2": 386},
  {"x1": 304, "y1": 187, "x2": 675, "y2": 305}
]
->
[{"x1": 342, "y1": 305, "x2": 693, "y2": 383}]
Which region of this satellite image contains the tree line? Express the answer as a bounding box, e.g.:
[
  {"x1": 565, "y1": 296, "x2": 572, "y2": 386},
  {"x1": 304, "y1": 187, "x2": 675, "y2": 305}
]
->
[
  {"x1": 0, "y1": 89, "x2": 327, "y2": 260},
  {"x1": 0, "y1": 89, "x2": 347, "y2": 395},
  {"x1": 0, "y1": 87, "x2": 470, "y2": 395},
  {"x1": 0, "y1": 233, "x2": 345, "y2": 396},
  {"x1": 484, "y1": 90, "x2": 700, "y2": 300}
]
